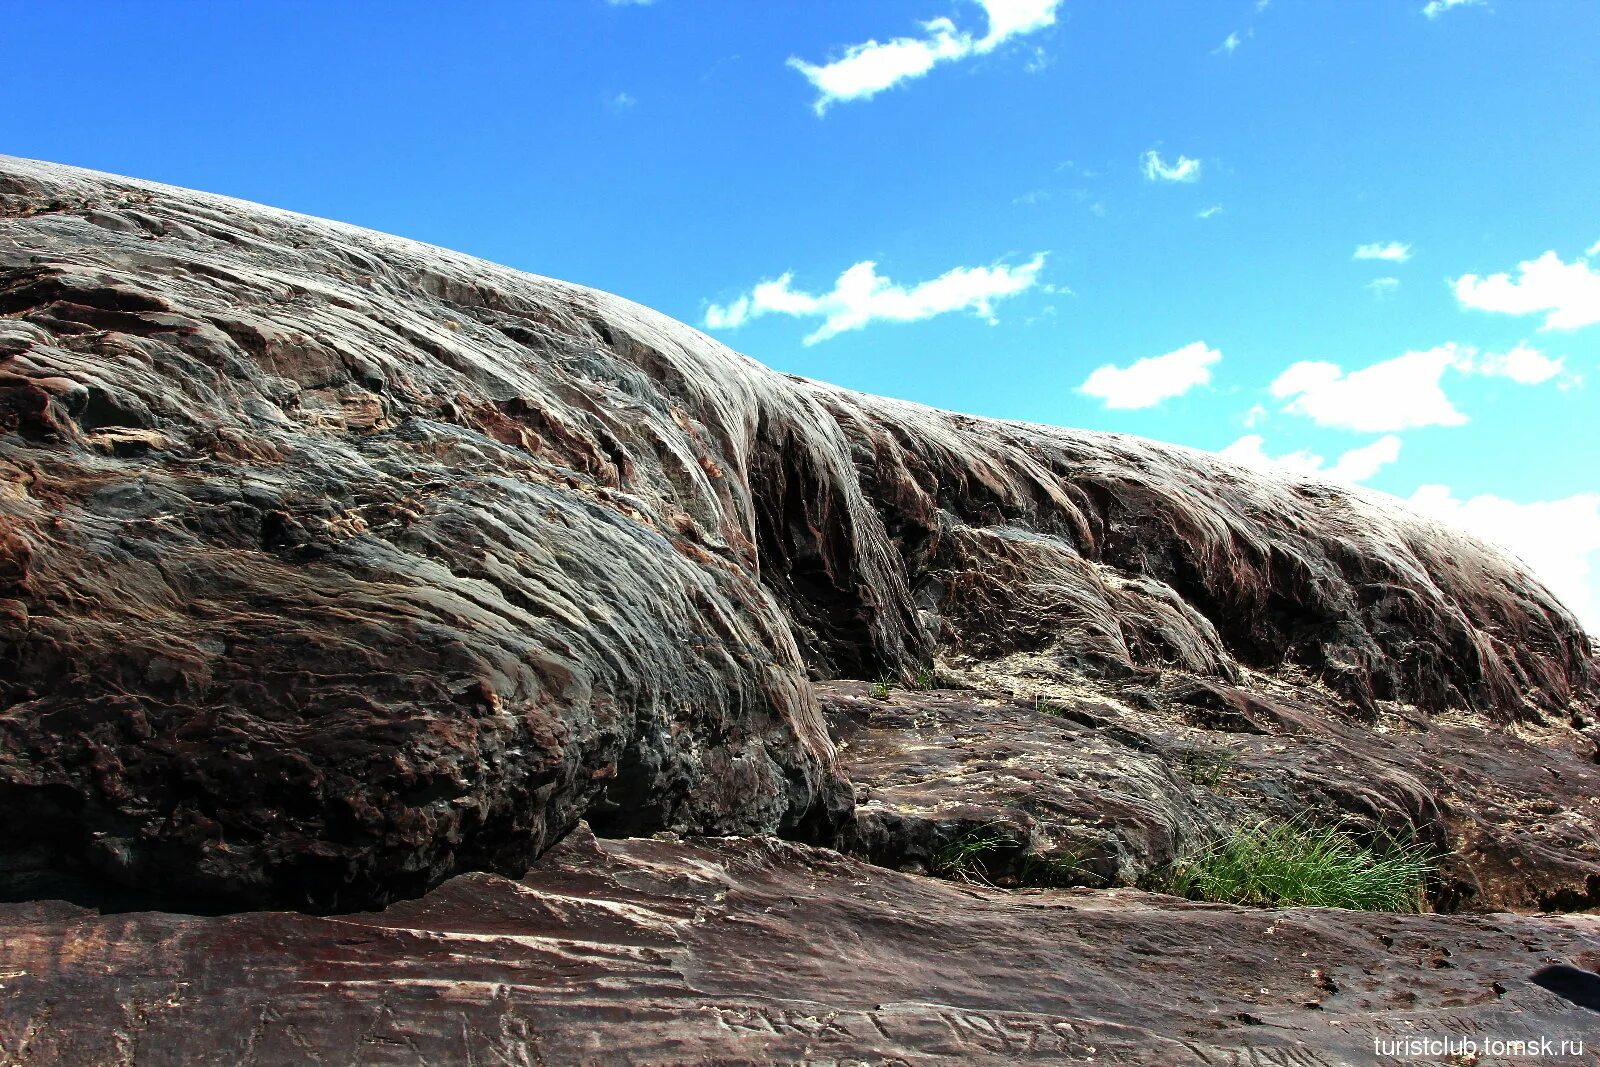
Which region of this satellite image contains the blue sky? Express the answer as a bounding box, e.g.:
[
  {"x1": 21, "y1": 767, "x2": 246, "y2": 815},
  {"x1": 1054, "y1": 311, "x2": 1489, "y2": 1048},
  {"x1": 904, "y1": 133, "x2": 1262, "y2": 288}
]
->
[{"x1": 4, "y1": 0, "x2": 1597, "y2": 629}]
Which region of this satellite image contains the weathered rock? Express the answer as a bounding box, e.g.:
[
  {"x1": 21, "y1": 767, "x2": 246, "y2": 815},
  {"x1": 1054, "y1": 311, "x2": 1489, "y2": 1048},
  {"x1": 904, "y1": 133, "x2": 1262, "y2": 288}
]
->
[
  {"x1": 823, "y1": 681, "x2": 1211, "y2": 887},
  {"x1": 822, "y1": 678, "x2": 1600, "y2": 910},
  {"x1": 1, "y1": 828, "x2": 1596, "y2": 1066},
  {"x1": 0, "y1": 159, "x2": 855, "y2": 911},
  {"x1": 0, "y1": 154, "x2": 1595, "y2": 920}
]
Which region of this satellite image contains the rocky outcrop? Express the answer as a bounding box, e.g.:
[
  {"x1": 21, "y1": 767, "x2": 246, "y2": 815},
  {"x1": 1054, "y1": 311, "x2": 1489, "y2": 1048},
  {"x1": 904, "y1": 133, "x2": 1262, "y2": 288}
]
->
[
  {"x1": 4, "y1": 156, "x2": 1600, "y2": 1065},
  {"x1": 824, "y1": 679, "x2": 1600, "y2": 911},
  {"x1": 0, "y1": 159, "x2": 858, "y2": 911},
  {"x1": 2, "y1": 827, "x2": 1597, "y2": 1065},
  {"x1": 0, "y1": 156, "x2": 1595, "y2": 917}
]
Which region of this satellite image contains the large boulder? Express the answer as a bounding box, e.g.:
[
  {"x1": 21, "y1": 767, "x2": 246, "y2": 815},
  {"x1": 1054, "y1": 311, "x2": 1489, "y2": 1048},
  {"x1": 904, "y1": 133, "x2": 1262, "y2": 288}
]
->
[{"x1": 0, "y1": 156, "x2": 1594, "y2": 913}]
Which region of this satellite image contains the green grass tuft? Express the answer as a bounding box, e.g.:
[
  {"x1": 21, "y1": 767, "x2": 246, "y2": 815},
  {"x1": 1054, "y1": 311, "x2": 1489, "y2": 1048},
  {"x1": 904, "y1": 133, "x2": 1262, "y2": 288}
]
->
[
  {"x1": 870, "y1": 677, "x2": 894, "y2": 700},
  {"x1": 931, "y1": 826, "x2": 1014, "y2": 883},
  {"x1": 1034, "y1": 696, "x2": 1068, "y2": 718},
  {"x1": 1018, "y1": 850, "x2": 1088, "y2": 888},
  {"x1": 1178, "y1": 747, "x2": 1235, "y2": 788},
  {"x1": 1153, "y1": 817, "x2": 1435, "y2": 912}
]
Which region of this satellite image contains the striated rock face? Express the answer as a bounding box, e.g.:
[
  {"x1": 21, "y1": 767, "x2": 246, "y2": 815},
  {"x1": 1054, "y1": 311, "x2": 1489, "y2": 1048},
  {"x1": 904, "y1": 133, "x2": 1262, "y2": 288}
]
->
[
  {"x1": 2, "y1": 828, "x2": 1598, "y2": 1066},
  {"x1": 823, "y1": 679, "x2": 1600, "y2": 911},
  {"x1": 0, "y1": 155, "x2": 1596, "y2": 921}
]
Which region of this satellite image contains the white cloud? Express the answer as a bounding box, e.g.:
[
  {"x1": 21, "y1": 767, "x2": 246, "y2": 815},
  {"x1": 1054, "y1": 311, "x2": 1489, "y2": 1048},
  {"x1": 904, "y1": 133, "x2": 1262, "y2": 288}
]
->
[
  {"x1": 1221, "y1": 433, "x2": 1404, "y2": 484},
  {"x1": 1080, "y1": 341, "x2": 1220, "y2": 409},
  {"x1": 606, "y1": 91, "x2": 637, "y2": 111},
  {"x1": 788, "y1": 19, "x2": 968, "y2": 112},
  {"x1": 1464, "y1": 341, "x2": 1564, "y2": 385},
  {"x1": 1268, "y1": 342, "x2": 1566, "y2": 431},
  {"x1": 1215, "y1": 31, "x2": 1244, "y2": 55},
  {"x1": 1329, "y1": 435, "x2": 1403, "y2": 482},
  {"x1": 1422, "y1": 0, "x2": 1484, "y2": 18},
  {"x1": 1367, "y1": 277, "x2": 1401, "y2": 297},
  {"x1": 1141, "y1": 150, "x2": 1202, "y2": 183},
  {"x1": 1197, "y1": 205, "x2": 1224, "y2": 220},
  {"x1": 1407, "y1": 486, "x2": 1600, "y2": 634},
  {"x1": 1354, "y1": 241, "x2": 1412, "y2": 263},
  {"x1": 1453, "y1": 247, "x2": 1600, "y2": 330},
  {"x1": 788, "y1": 0, "x2": 1061, "y2": 113},
  {"x1": 1270, "y1": 345, "x2": 1470, "y2": 432},
  {"x1": 976, "y1": 0, "x2": 1061, "y2": 42},
  {"x1": 1220, "y1": 434, "x2": 1325, "y2": 476},
  {"x1": 705, "y1": 253, "x2": 1047, "y2": 345}
]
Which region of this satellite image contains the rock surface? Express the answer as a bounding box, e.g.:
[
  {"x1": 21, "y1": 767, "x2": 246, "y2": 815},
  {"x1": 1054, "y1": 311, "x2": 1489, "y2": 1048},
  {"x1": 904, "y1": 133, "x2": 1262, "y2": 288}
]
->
[
  {"x1": 2, "y1": 828, "x2": 1597, "y2": 1066},
  {"x1": 0, "y1": 157, "x2": 1598, "y2": 1064},
  {"x1": 0, "y1": 156, "x2": 1593, "y2": 914},
  {"x1": 823, "y1": 678, "x2": 1600, "y2": 911}
]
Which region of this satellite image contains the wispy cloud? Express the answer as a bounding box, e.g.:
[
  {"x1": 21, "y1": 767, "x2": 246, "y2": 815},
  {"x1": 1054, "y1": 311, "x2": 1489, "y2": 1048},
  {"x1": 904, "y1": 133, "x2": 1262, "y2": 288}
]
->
[
  {"x1": 1079, "y1": 341, "x2": 1220, "y2": 409},
  {"x1": 704, "y1": 253, "x2": 1048, "y2": 345},
  {"x1": 1214, "y1": 31, "x2": 1245, "y2": 55},
  {"x1": 1220, "y1": 433, "x2": 1403, "y2": 484},
  {"x1": 1268, "y1": 342, "x2": 1564, "y2": 432},
  {"x1": 1197, "y1": 205, "x2": 1224, "y2": 220},
  {"x1": 1453, "y1": 245, "x2": 1600, "y2": 330},
  {"x1": 1141, "y1": 149, "x2": 1202, "y2": 183},
  {"x1": 1422, "y1": 0, "x2": 1485, "y2": 19},
  {"x1": 1354, "y1": 241, "x2": 1412, "y2": 263},
  {"x1": 1408, "y1": 486, "x2": 1600, "y2": 634},
  {"x1": 1367, "y1": 276, "x2": 1400, "y2": 297},
  {"x1": 606, "y1": 91, "x2": 637, "y2": 112},
  {"x1": 788, "y1": 0, "x2": 1061, "y2": 113}
]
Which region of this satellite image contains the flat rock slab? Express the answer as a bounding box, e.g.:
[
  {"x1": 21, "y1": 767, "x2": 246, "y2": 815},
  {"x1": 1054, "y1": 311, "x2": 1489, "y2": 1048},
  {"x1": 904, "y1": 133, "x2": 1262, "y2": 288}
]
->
[{"x1": 1, "y1": 829, "x2": 1596, "y2": 1066}]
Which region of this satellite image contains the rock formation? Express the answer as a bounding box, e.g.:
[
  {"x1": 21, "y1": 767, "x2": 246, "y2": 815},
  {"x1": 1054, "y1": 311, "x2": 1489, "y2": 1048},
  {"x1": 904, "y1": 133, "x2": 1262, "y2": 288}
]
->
[
  {"x1": 0, "y1": 157, "x2": 1596, "y2": 1063},
  {"x1": 2, "y1": 825, "x2": 1597, "y2": 1065}
]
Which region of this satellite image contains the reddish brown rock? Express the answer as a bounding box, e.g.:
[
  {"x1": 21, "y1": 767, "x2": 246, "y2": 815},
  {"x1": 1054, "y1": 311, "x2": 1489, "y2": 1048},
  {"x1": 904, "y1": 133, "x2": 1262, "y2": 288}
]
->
[
  {"x1": 823, "y1": 679, "x2": 1600, "y2": 911},
  {"x1": 0, "y1": 155, "x2": 1594, "y2": 922},
  {"x1": 1, "y1": 829, "x2": 1597, "y2": 1066}
]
